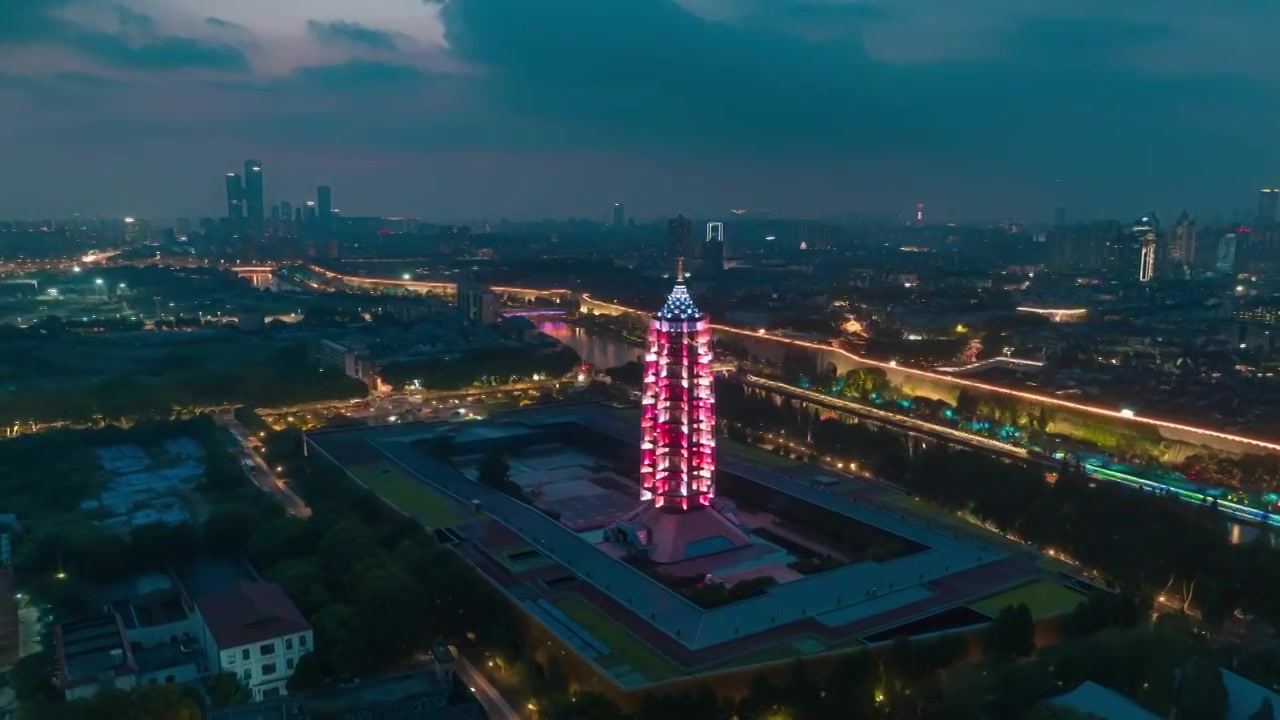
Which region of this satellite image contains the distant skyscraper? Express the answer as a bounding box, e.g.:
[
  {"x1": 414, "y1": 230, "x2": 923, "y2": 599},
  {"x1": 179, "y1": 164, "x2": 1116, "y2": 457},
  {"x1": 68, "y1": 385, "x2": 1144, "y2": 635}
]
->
[
  {"x1": 305, "y1": 201, "x2": 317, "y2": 226},
  {"x1": 667, "y1": 214, "x2": 692, "y2": 259},
  {"x1": 244, "y1": 160, "x2": 264, "y2": 234},
  {"x1": 705, "y1": 222, "x2": 725, "y2": 271},
  {"x1": 916, "y1": 203, "x2": 924, "y2": 226},
  {"x1": 1132, "y1": 216, "x2": 1159, "y2": 282},
  {"x1": 1258, "y1": 189, "x2": 1279, "y2": 227},
  {"x1": 280, "y1": 201, "x2": 293, "y2": 225},
  {"x1": 1053, "y1": 207, "x2": 1067, "y2": 227},
  {"x1": 317, "y1": 186, "x2": 332, "y2": 231},
  {"x1": 270, "y1": 204, "x2": 280, "y2": 221},
  {"x1": 612, "y1": 203, "x2": 624, "y2": 229},
  {"x1": 1166, "y1": 211, "x2": 1196, "y2": 279},
  {"x1": 224, "y1": 173, "x2": 243, "y2": 220}
]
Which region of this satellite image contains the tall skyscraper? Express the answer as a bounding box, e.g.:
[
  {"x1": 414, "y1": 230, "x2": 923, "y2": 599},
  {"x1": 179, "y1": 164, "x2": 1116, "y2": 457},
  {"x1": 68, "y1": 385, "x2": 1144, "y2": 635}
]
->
[
  {"x1": 1258, "y1": 189, "x2": 1279, "y2": 227},
  {"x1": 1166, "y1": 211, "x2": 1196, "y2": 278},
  {"x1": 1053, "y1": 207, "x2": 1067, "y2": 227},
  {"x1": 243, "y1": 160, "x2": 264, "y2": 234},
  {"x1": 280, "y1": 201, "x2": 293, "y2": 225},
  {"x1": 667, "y1": 214, "x2": 692, "y2": 259},
  {"x1": 612, "y1": 203, "x2": 624, "y2": 229},
  {"x1": 317, "y1": 186, "x2": 332, "y2": 231},
  {"x1": 304, "y1": 201, "x2": 317, "y2": 226},
  {"x1": 705, "y1": 221, "x2": 725, "y2": 271},
  {"x1": 1132, "y1": 216, "x2": 1159, "y2": 282},
  {"x1": 224, "y1": 173, "x2": 243, "y2": 220}
]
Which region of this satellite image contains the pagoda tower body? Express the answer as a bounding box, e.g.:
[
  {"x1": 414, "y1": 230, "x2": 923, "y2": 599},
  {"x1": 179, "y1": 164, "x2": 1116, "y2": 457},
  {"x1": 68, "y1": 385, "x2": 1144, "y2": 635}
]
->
[
  {"x1": 640, "y1": 262, "x2": 716, "y2": 511},
  {"x1": 616, "y1": 262, "x2": 750, "y2": 564}
]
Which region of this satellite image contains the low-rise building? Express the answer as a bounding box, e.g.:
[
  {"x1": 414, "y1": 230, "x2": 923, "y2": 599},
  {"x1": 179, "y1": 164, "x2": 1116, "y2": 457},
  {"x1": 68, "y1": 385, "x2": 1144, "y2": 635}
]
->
[
  {"x1": 54, "y1": 614, "x2": 138, "y2": 700},
  {"x1": 195, "y1": 581, "x2": 313, "y2": 701}
]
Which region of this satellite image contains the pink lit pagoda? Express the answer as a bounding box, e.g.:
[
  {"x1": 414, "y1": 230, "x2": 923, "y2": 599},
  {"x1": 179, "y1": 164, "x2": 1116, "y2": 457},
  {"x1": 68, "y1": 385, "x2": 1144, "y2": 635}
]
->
[{"x1": 616, "y1": 261, "x2": 750, "y2": 563}]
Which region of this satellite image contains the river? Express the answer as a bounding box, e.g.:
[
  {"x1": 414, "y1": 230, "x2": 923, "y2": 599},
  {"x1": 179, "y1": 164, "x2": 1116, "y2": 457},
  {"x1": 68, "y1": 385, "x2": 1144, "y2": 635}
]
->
[
  {"x1": 538, "y1": 321, "x2": 642, "y2": 370},
  {"x1": 543, "y1": 320, "x2": 1267, "y2": 544}
]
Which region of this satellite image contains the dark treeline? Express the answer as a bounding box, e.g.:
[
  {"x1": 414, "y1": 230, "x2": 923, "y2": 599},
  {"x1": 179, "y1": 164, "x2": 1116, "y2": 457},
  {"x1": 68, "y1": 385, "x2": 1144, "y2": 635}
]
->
[{"x1": 379, "y1": 344, "x2": 580, "y2": 389}]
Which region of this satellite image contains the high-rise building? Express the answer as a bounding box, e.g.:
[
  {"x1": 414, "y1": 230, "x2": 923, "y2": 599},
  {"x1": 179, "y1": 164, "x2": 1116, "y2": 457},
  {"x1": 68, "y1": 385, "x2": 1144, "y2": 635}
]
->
[
  {"x1": 243, "y1": 160, "x2": 264, "y2": 234},
  {"x1": 317, "y1": 186, "x2": 332, "y2": 231},
  {"x1": 1133, "y1": 217, "x2": 1159, "y2": 282},
  {"x1": 1257, "y1": 189, "x2": 1279, "y2": 227},
  {"x1": 458, "y1": 282, "x2": 499, "y2": 325},
  {"x1": 612, "y1": 203, "x2": 624, "y2": 229},
  {"x1": 270, "y1": 204, "x2": 280, "y2": 221},
  {"x1": 1166, "y1": 211, "x2": 1196, "y2": 279},
  {"x1": 304, "y1": 201, "x2": 317, "y2": 226},
  {"x1": 280, "y1": 201, "x2": 293, "y2": 225},
  {"x1": 1053, "y1": 207, "x2": 1067, "y2": 227},
  {"x1": 704, "y1": 222, "x2": 725, "y2": 271},
  {"x1": 224, "y1": 173, "x2": 243, "y2": 220},
  {"x1": 667, "y1": 215, "x2": 692, "y2": 259}
]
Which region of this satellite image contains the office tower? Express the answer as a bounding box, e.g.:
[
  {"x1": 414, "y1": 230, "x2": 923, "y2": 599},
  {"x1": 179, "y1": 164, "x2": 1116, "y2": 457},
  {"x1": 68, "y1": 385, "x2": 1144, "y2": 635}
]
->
[
  {"x1": 1166, "y1": 211, "x2": 1196, "y2": 279},
  {"x1": 705, "y1": 221, "x2": 725, "y2": 271},
  {"x1": 224, "y1": 173, "x2": 243, "y2": 220},
  {"x1": 612, "y1": 203, "x2": 624, "y2": 229},
  {"x1": 305, "y1": 201, "x2": 317, "y2": 226},
  {"x1": 317, "y1": 186, "x2": 332, "y2": 231},
  {"x1": 1258, "y1": 189, "x2": 1279, "y2": 227},
  {"x1": 1132, "y1": 216, "x2": 1159, "y2": 282},
  {"x1": 458, "y1": 282, "x2": 499, "y2": 325},
  {"x1": 294, "y1": 207, "x2": 303, "y2": 225},
  {"x1": 280, "y1": 201, "x2": 292, "y2": 224},
  {"x1": 916, "y1": 203, "x2": 924, "y2": 226},
  {"x1": 1218, "y1": 230, "x2": 1242, "y2": 274},
  {"x1": 243, "y1": 160, "x2": 264, "y2": 233},
  {"x1": 667, "y1": 214, "x2": 692, "y2": 259},
  {"x1": 270, "y1": 204, "x2": 280, "y2": 221}
]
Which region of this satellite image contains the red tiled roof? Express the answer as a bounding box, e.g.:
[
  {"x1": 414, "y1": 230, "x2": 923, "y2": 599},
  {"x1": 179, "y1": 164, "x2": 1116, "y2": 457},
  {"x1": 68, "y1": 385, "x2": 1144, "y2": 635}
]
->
[{"x1": 196, "y1": 581, "x2": 310, "y2": 650}]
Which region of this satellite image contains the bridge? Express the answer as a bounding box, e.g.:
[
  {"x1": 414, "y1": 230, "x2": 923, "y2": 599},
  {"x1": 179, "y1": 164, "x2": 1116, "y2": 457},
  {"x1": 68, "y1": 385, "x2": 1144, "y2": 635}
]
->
[
  {"x1": 1015, "y1": 306, "x2": 1088, "y2": 323},
  {"x1": 304, "y1": 265, "x2": 570, "y2": 303}
]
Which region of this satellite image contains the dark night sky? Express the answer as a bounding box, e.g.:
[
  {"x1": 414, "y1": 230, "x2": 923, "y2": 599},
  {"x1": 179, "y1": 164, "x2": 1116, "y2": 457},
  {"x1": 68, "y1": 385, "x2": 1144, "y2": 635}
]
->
[{"x1": 2, "y1": 0, "x2": 1278, "y2": 223}]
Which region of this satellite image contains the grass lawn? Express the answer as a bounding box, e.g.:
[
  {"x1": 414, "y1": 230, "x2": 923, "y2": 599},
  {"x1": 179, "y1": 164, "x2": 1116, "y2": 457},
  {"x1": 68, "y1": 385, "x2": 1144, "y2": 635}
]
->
[
  {"x1": 553, "y1": 595, "x2": 680, "y2": 683},
  {"x1": 348, "y1": 462, "x2": 466, "y2": 529},
  {"x1": 970, "y1": 580, "x2": 1086, "y2": 619},
  {"x1": 722, "y1": 439, "x2": 804, "y2": 468}
]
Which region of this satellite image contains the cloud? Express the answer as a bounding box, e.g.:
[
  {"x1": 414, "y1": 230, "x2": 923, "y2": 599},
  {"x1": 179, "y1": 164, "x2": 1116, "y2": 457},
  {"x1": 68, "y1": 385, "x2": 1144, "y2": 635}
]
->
[
  {"x1": 291, "y1": 58, "x2": 428, "y2": 89},
  {"x1": 306, "y1": 19, "x2": 401, "y2": 50},
  {"x1": 112, "y1": 4, "x2": 156, "y2": 34},
  {"x1": 0, "y1": 1, "x2": 249, "y2": 72},
  {"x1": 205, "y1": 16, "x2": 250, "y2": 34}
]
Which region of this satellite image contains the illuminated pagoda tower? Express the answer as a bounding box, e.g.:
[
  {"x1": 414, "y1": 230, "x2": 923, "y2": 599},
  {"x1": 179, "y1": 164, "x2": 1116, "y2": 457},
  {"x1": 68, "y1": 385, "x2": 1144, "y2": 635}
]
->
[{"x1": 615, "y1": 260, "x2": 751, "y2": 563}]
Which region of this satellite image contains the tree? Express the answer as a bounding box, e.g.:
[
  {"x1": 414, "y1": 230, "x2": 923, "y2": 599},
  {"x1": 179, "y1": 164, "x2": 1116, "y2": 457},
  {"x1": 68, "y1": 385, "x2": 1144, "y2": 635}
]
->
[
  {"x1": 287, "y1": 652, "x2": 330, "y2": 693},
  {"x1": 544, "y1": 691, "x2": 623, "y2": 719},
  {"x1": 206, "y1": 672, "x2": 250, "y2": 707},
  {"x1": 1174, "y1": 656, "x2": 1229, "y2": 720},
  {"x1": 984, "y1": 603, "x2": 1036, "y2": 661}
]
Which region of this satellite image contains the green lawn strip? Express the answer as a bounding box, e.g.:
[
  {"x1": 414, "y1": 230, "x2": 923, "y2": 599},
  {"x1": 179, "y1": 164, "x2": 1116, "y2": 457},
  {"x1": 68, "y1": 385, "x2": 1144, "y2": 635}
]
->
[
  {"x1": 552, "y1": 595, "x2": 680, "y2": 682},
  {"x1": 722, "y1": 439, "x2": 805, "y2": 468},
  {"x1": 877, "y1": 494, "x2": 1025, "y2": 551},
  {"x1": 349, "y1": 463, "x2": 465, "y2": 528},
  {"x1": 969, "y1": 580, "x2": 1086, "y2": 619}
]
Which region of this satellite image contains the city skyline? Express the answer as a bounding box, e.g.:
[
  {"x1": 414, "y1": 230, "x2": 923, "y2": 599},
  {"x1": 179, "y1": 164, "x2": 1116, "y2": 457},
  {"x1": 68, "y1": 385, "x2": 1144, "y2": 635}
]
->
[{"x1": 3, "y1": 1, "x2": 1280, "y2": 220}]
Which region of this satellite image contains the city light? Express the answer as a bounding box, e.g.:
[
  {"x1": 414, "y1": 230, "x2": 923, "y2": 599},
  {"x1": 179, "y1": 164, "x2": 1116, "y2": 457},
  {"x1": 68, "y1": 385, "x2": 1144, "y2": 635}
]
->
[{"x1": 582, "y1": 293, "x2": 1280, "y2": 454}]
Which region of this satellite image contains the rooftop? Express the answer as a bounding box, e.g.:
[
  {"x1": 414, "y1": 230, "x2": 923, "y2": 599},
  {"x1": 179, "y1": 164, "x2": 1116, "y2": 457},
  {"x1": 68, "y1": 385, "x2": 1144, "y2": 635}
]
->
[
  {"x1": 55, "y1": 614, "x2": 136, "y2": 690},
  {"x1": 195, "y1": 581, "x2": 310, "y2": 651}
]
